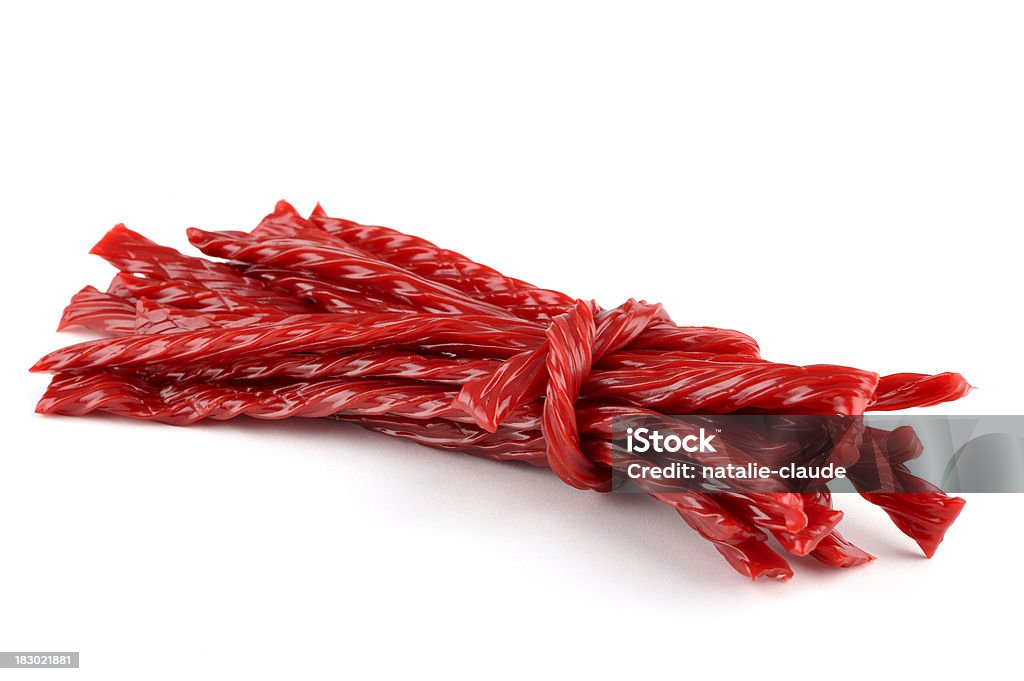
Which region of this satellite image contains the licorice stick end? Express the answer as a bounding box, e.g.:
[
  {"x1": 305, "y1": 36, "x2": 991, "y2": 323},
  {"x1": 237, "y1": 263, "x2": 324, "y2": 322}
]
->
[
  {"x1": 89, "y1": 223, "x2": 144, "y2": 258},
  {"x1": 918, "y1": 495, "x2": 967, "y2": 559},
  {"x1": 715, "y1": 539, "x2": 795, "y2": 582},
  {"x1": 56, "y1": 286, "x2": 98, "y2": 331},
  {"x1": 185, "y1": 227, "x2": 206, "y2": 245},
  {"x1": 809, "y1": 532, "x2": 876, "y2": 568}
]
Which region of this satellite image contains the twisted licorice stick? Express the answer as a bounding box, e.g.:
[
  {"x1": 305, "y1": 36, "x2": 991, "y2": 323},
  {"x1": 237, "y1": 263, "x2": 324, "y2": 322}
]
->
[
  {"x1": 248, "y1": 201, "x2": 560, "y2": 318},
  {"x1": 871, "y1": 372, "x2": 974, "y2": 410},
  {"x1": 58, "y1": 286, "x2": 137, "y2": 336},
  {"x1": 130, "y1": 300, "x2": 415, "y2": 335},
  {"x1": 332, "y1": 413, "x2": 549, "y2": 464},
  {"x1": 301, "y1": 202, "x2": 575, "y2": 320},
  {"x1": 35, "y1": 371, "x2": 541, "y2": 430},
  {"x1": 597, "y1": 352, "x2": 971, "y2": 412},
  {"x1": 106, "y1": 273, "x2": 290, "y2": 315},
  {"x1": 144, "y1": 349, "x2": 499, "y2": 386},
  {"x1": 811, "y1": 530, "x2": 876, "y2": 567},
  {"x1": 234, "y1": 264, "x2": 416, "y2": 314},
  {"x1": 32, "y1": 314, "x2": 544, "y2": 373},
  {"x1": 584, "y1": 362, "x2": 880, "y2": 416},
  {"x1": 541, "y1": 300, "x2": 604, "y2": 490},
  {"x1": 849, "y1": 427, "x2": 965, "y2": 557},
  {"x1": 91, "y1": 224, "x2": 311, "y2": 312},
  {"x1": 131, "y1": 300, "x2": 312, "y2": 335},
  {"x1": 861, "y1": 489, "x2": 965, "y2": 558},
  {"x1": 187, "y1": 228, "x2": 522, "y2": 318}
]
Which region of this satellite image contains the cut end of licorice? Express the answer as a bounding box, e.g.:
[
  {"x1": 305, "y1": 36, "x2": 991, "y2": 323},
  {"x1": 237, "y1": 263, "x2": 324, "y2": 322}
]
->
[
  {"x1": 31, "y1": 201, "x2": 977, "y2": 582},
  {"x1": 917, "y1": 495, "x2": 967, "y2": 559}
]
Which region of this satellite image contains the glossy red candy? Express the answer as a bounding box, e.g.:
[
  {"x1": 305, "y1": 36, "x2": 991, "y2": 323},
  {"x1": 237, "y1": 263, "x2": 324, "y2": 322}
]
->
[{"x1": 33, "y1": 201, "x2": 973, "y2": 581}]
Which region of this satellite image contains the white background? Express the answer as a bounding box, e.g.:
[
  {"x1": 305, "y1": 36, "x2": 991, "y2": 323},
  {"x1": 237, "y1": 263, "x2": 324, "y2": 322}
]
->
[{"x1": 2, "y1": 2, "x2": 1022, "y2": 679}]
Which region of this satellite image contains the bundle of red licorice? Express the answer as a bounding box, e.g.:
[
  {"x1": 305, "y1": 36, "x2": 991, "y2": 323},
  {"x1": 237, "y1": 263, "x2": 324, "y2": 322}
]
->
[{"x1": 33, "y1": 201, "x2": 972, "y2": 581}]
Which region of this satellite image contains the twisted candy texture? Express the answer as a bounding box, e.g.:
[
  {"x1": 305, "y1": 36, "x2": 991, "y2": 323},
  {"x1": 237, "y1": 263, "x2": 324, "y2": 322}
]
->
[{"x1": 58, "y1": 286, "x2": 136, "y2": 336}]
